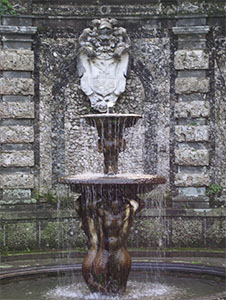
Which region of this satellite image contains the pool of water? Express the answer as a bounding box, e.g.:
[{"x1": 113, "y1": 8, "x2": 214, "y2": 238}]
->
[{"x1": 0, "y1": 271, "x2": 225, "y2": 300}]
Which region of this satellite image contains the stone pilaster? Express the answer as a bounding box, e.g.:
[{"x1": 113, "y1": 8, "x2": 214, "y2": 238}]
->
[
  {"x1": 172, "y1": 17, "x2": 210, "y2": 208},
  {"x1": 0, "y1": 16, "x2": 37, "y2": 205}
]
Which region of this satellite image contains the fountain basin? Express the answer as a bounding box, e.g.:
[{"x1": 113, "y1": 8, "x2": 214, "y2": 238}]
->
[
  {"x1": 0, "y1": 263, "x2": 225, "y2": 300},
  {"x1": 83, "y1": 113, "x2": 142, "y2": 128},
  {"x1": 59, "y1": 173, "x2": 166, "y2": 193}
]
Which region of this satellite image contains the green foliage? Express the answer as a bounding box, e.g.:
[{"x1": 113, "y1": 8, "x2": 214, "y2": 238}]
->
[
  {"x1": 206, "y1": 184, "x2": 223, "y2": 196},
  {"x1": 33, "y1": 189, "x2": 58, "y2": 205},
  {"x1": 7, "y1": 223, "x2": 36, "y2": 251},
  {"x1": 0, "y1": 0, "x2": 16, "y2": 15},
  {"x1": 0, "y1": 245, "x2": 8, "y2": 256}
]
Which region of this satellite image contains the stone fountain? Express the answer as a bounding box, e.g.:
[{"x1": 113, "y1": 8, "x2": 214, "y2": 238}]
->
[{"x1": 60, "y1": 18, "x2": 166, "y2": 295}]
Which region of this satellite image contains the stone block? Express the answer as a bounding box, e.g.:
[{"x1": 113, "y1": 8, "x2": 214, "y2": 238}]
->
[
  {"x1": 3, "y1": 40, "x2": 33, "y2": 50},
  {"x1": 175, "y1": 125, "x2": 209, "y2": 142},
  {"x1": 0, "y1": 78, "x2": 34, "y2": 95},
  {"x1": 0, "y1": 102, "x2": 34, "y2": 118},
  {"x1": 0, "y1": 25, "x2": 37, "y2": 35},
  {"x1": 175, "y1": 173, "x2": 210, "y2": 186},
  {"x1": 2, "y1": 16, "x2": 33, "y2": 26},
  {"x1": 3, "y1": 189, "x2": 31, "y2": 200},
  {"x1": 175, "y1": 149, "x2": 209, "y2": 166},
  {"x1": 0, "y1": 173, "x2": 34, "y2": 189},
  {"x1": 172, "y1": 195, "x2": 209, "y2": 209},
  {"x1": 175, "y1": 77, "x2": 210, "y2": 94},
  {"x1": 0, "y1": 125, "x2": 34, "y2": 143},
  {"x1": 178, "y1": 187, "x2": 206, "y2": 197},
  {"x1": 175, "y1": 101, "x2": 210, "y2": 118},
  {"x1": 172, "y1": 26, "x2": 210, "y2": 35},
  {"x1": 175, "y1": 50, "x2": 209, "y2": 70},
  {"x1": 0, "y1": 150, "x2": 34, "y2": 167},
  {"x1": 177, "y1": 40, "x2": 207, "y2": 50},
  {"x1": 175, "y1": 16, "x2": 207, "y2": 27},
  {"x1": 3, "y1": 71, "x2": 31, "y2": 78},
  {"x1": 0, "y1": 50, "x2": 34, "y2": 71}
]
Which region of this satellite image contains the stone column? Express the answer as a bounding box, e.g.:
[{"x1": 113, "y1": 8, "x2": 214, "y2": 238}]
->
[
  {"x1": 0, "y1": 16, "x2": 37, "y2": 205},
  {"x1": 172, "y1": 17, "x2": 210, "y2": 208}
]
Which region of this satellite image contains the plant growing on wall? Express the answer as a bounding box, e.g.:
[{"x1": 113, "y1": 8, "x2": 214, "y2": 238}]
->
[{"x1": 0, "y1": 0, "x2": 16, "y2": 15}]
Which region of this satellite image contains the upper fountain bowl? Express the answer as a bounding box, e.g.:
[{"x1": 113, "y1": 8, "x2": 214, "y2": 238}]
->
[
  {"x1": 82, "y1": 113, "x2": 143, "y2": 174},
  {"x1": 83, "y1": 113, "x2": 142, "y2": 129}
]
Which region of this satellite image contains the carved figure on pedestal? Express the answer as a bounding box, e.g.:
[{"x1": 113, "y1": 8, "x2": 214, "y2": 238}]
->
[
  {"x1": 78, "y1": 18, "x2": 131, "y2": 112},
  {"x1": 74, "y1": 193, "x2": 139, "y2": 294}
]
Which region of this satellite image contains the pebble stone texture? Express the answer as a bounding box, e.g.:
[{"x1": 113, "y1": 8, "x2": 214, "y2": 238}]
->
[{"x1": 0, "y1": 1, "x2": 225, "y2": 250}]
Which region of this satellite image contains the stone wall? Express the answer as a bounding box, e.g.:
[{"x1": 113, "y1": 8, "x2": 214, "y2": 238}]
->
[
  {"x1": 0, "y1": 0, "x2": 225, "y2": 251},
  {"x1": 0, "y1": 16, "x2": 37, "y2": 205}
]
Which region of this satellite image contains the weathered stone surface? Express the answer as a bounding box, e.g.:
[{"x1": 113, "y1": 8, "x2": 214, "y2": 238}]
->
[
  {"x1": 0, "y1": 78, "x2": 34, "y2": 95},
  {"x1": 175, "y1": 125, "x2": 209, "y2": 142},
  {"x1": 172, "y1": 26, "x2": 210, "y2": 35},
  {"x1": 0, "y1": 25, "x2": 37, "y2": 35},
  {"x1": 31, "y1": 2, "x2": 226, "y2": 17},
  {"x1": 0, "y1": 125, "x2": 34, "y2": 143},
  {"x1": 3, "y1": 189, "x2": 31, "y2": 200},
  {"x1": 174, "y1": 101, "x2": 210, "y2": 119},
  {"x1": 0, "y1": 173, "x2": 34, "y2": 189},
  {"x1": 0, "y1": 150, "x2": 34, "y2": 167},
  {"x1": 175, "y1": 50, "x2": 209, "y2": 70},
  {"x1": 214, "y1": 36, "x2": 226, "y2": 188},
  {"x1": 0, "y1": 101, "x2": 34, "y2": 118},
  {"x1": 171, "y1": 219, "x2": 203, "y2": 247},
  {"x1": 206, "y1": 219, "x2": 226, "y2": 246},
  {"x1": 175, "y1": 173, "x2": 210, "y2": 187},
  {"x1": 175, "y1": 77, "x2": 210, "y2": 94},
  {"x1": 0, "y1": 50, "x2": 34, "y2": 71},
  {"x1": 175, "y1": 149, "x2": 209, "y2": 166},
  {"x1": 179, "y1": 187, "x2": 206, "y2": 197},
  {"x1": 172, "y1": 196, "x2": 209, "y2": 209}
]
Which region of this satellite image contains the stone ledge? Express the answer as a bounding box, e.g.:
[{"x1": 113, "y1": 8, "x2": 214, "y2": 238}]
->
[
  {"x1": 172, "y1": 26, "x2": 210, "y2": 35},
  {"x1": 0, "y1": 125, "x2": 34, "y2": 143},
  {"x1": 0, "y1": 50, "x2": 34, "y2": 71},
  {"x1": 0, "y1": 78, "x2": 34, "y2": 96},
  {"x1": 175, "y1": 77, "x2": 210, "y2": 94},
  {"x1": 175, "y1": 173, "x2": 210, "y2": 187},
  {"x1": 175, "y1": 149, "x2": 209, "y2": 166},
  {"x1": 175, "y1": 125, "x2": 209, "y2": 142},
  {"x1": 174, "y1": 50, "x2": 209, "y2": 70},
  {"x1": 0, "y1": 151, "x2": 34, "y2": 167},
  {"x1": 0, "y1": 173, "x2": 34, "y2": 189},
  {"x1": 175, "y1": 101, "x2": 210, "y2": 119},
  {"x1": 172, "y1": 195, "x2": 209, "y2": 209},
  {"x1": 0, "y1": 102, "x2": 34, "y2": 119}
]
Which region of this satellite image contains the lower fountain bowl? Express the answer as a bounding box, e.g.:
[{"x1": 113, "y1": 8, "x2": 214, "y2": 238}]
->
[
  {"x1": 59, "y1": 173, "x2": 166, "y2": 193},
  {"x1": 0, "y1": 262, "x2": 225, "y2": 300}
]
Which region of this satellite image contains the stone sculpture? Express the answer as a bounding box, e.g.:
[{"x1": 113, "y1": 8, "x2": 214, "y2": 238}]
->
[{"x1": 78, "y1": 18, "x2": 130, "y2": 112}]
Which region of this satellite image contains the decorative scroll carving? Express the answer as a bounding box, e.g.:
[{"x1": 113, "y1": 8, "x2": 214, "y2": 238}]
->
[{"x1": 78, "y1": 18, "x2": 130, "y2": 112}]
